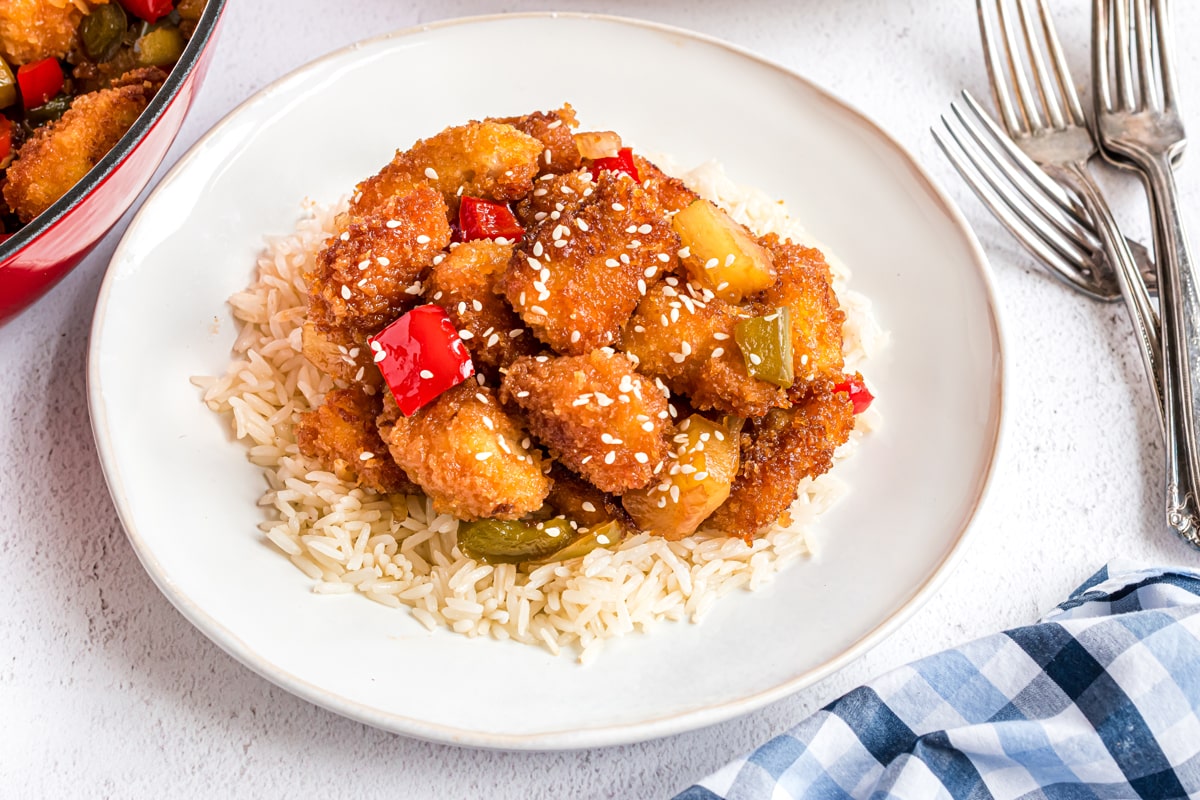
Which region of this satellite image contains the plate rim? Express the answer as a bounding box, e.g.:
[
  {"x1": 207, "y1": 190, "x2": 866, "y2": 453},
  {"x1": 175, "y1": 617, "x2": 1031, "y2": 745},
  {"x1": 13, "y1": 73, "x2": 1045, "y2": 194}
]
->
[{"x1": 87, "y1": 10, "x2": 1006, "y2": 750}]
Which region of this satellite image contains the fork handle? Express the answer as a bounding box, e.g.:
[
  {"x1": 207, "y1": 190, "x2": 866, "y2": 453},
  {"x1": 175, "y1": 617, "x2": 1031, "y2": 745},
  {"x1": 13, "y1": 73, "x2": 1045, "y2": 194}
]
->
[{"x1": 1141, "y1": 155, "x2": 1200, "y2": 548}]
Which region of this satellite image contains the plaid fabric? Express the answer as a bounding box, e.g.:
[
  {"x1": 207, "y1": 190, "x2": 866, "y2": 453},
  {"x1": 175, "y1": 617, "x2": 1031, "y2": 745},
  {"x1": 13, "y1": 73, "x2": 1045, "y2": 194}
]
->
[{"x1": 676, "y1": 563, "x2": 1200, "y2": 800}]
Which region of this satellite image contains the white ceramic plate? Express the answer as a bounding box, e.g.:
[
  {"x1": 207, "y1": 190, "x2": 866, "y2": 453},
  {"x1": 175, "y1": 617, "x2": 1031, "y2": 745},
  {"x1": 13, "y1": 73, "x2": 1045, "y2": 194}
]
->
[{"x1": 89, "y1": 14, "x2": 1003, "y2": 750}]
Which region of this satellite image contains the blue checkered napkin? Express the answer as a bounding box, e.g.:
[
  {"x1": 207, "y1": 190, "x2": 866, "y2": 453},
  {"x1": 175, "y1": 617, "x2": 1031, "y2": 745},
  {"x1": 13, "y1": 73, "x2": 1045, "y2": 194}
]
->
[{"x1": 675, "y1": 564, "x2": 1200, "y2": 800}]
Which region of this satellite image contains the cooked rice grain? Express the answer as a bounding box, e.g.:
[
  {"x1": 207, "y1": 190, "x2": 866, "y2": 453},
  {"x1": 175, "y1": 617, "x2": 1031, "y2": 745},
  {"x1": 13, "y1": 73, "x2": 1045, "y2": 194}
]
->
[{"x1": 196, "y1": 169, "x2": 885, "y2": 661}]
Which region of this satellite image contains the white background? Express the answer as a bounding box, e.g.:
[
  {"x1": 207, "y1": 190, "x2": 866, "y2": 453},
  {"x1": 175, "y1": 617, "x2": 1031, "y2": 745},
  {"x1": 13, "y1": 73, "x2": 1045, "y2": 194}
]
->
[{"x1": 3, "y1": 1, "x2": 1199, "y2": 797}]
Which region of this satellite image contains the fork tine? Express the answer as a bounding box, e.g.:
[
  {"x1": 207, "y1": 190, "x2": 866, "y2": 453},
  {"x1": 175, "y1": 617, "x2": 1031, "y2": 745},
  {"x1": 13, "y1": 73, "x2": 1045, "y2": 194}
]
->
[
  {"x1": 958, "y1": 91, "x2": 1093, "y2": 229},
  {"x1": 977, "y1": 0, "x2": 1028, "y2": 135},
  {"x1": 995, "y1": 0, "x2": 1047, "y2": 130},
  {"x1": 1154, "y1": 0, "x2": 1178, "y2": 110},
  {"x1": 942, "y1": 111, "x2": 1097, "y2": 266},
  {"x1": 1035, "y1": 0, "x2": 1087, "y2": 125},
  {"x1": 1133, "y1": 0, "x2": 1158, "y2": 110},
  {"x1": 1094, "y1": 0, "x2": 1115, "y2": 111},
  {"x1": 1113, "y1": 0, "x2": 1137, "y2": 109},
  {"x1": 933, "y1": 122, "x2": 1104, "y2": 293},
  {"x1": 1016, "y1": 0, "x2": 1065, "y2": 129}
]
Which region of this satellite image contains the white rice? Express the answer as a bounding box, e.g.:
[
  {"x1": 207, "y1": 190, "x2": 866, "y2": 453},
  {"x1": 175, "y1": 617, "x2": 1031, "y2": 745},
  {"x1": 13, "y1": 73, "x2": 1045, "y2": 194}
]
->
[{"x1": 193, "y1": 162, "x2": 887, "y2": 661}]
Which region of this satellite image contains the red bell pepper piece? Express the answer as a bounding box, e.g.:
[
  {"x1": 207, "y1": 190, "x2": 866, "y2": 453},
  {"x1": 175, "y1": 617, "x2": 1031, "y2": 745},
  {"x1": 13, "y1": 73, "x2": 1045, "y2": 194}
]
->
[
  {"x1": 369, "y1": 304, "x2": 475, "y2": 416},
  {"x1": 0, "y1": 121, "x2": 11, "y2": 164},
  {"x1": 458, "y1": 196, "x2": 524, "y2": 242},
  {"x1": 17, "y1": 59, "x2": 64, "y2": 110},
  {"x1": 591, "y1": 147, "x2": 639, "y2": 181},
  {"x1": 119, "y1": 0, "x2": 175, "y2": 23},
  {"x1": 833, "y1": 375, "x2": 874, "y2": 414}
]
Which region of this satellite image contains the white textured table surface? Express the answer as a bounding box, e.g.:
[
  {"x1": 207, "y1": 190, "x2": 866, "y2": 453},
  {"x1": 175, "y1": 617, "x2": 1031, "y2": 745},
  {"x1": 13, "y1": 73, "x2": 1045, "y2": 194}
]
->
[{"x1": 4, "y1": 1, "x2": 1200, "y2": 797}]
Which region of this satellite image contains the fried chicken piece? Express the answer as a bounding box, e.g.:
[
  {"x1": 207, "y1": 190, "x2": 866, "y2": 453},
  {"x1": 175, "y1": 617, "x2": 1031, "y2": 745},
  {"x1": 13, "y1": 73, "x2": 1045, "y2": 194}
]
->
[
  {"x1": 351, "y1": 120, "x2": 543, "y2": 220},
  {"x1": 498, "y1": 170, "x2": 679, "y2": 355},
  {"x1": 426, "y1": 240, "x2": 538, "y2": 373},
  {"x1": 0, "y1": 0, "x2": 87, "y2": 66},
  {"x1": 511, "y1": 169, "x2": 596, "y2": 230},
  {"x1": 620, "y1": 278, "x2": 789, "y2": 418},
  {"x1": 757, "y1": 234, "x2": 846, "y2": 386},
  {"x1": 707, "y1": 382, "x2": 854, "y2": 541},
  {"x1": 500, "y1": 350, "x2": 669, "y2": 494},
  {"x1": 377, "y1": 384, "x2": 550, "y2": 521},
  {"x1": 296, "y1": 386, "x2": 416, "y2": 494},
  {"x1": 492, "y1": 105, "x2": 582, "y2": 176},
  {"x1": 300, "y1": 322, "x2": 381, "y2": 387},
  {"x1": 633, "y1": 155, "x2": 698, "y2": 216},
  {"x1": 3, "y1": 67, "x2": 165, "y2": 223},
  {"x1": 545, "y1": 464, "x2": 630, "y2": 529},
  {"x1": 308, "y1": 186, "x2": 450, "y2": 337}
]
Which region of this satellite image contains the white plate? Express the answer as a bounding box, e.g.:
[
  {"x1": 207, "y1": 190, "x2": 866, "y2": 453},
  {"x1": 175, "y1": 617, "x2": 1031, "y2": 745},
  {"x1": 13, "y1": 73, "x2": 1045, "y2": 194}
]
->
[{"x1": 89, "y1": 13, "x2": 1003, "y2": 750}]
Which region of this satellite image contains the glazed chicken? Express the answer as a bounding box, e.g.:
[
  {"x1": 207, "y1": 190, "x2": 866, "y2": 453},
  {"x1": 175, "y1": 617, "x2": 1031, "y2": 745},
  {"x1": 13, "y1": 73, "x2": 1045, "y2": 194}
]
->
[{"x1": 295, "y1": 108, "x2": 866, "y2": 561}]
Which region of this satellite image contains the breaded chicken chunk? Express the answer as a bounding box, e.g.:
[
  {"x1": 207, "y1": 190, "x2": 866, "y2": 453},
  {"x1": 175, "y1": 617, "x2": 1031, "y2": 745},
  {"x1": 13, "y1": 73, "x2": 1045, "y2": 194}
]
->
[
  {"x1": 296, "y1": 386, "x2": 416, "y2": 494},
  {"x1": 511, "y1": 168, "x2": 596, "y2": 230},
  {"x1": 497, "y1": 170, "x2": 679, "y2": 355},
  {"x1": 426, "y1": 240, "x2": 538, "y2": 372},
  {"x1": 4, "y1": 67, "x2": 165, "y2": 223},
  {"x1": 299, "y1": 322, "x2": 380, "y2": 387},
  {"x1": 757, "y1": 235, "x2": 845, "y2": 385},
  {"x1": 707, "y1": 382, "x2": 854, "y2": 541},
  {"x1": 377, "y1": 384, "x2": 550, "y2": 521},
  {"x1": 492, "y1": 105, "x2": 582, "y2": 177},
  {"x1": 308, "y1": 186, "x2": 450, "y2": 336},
  {"x1": 351, "y1": 120, "x2": 543, "y2": 219},
  {"x1": 0, "y1": 0, "x2": 87, "y2": 66},
  {"x1": 633, "y1": 155, "x2": 698, "y2": 216},
  {"x1": 620, "y1": 278, "x2": 789, "y2": 418},
  {"x1": 501, "y1": 350, "x2": 669, "y2": 494}
]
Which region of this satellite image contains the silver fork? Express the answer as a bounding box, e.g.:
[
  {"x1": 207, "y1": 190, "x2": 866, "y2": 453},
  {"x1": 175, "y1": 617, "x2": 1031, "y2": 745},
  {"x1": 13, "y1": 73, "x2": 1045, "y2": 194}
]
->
[
  {"x1": 934, "y1": 90, "x2": 1158, "y2": 306},
  {"x1": 976, "y1": 0, "x2": 1164, "y2": 425},
  {"x1": 1093, "y1": 0, "x2": 1200, "y2": 547}
]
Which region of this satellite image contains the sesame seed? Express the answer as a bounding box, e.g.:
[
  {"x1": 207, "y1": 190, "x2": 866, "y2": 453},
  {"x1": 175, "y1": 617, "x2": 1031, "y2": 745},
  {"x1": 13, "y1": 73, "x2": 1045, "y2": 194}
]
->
[
  {"x1": 694, "y1": 471, "x2": 709, "y2": 481},
  {"x1": 637, "y1": 279, "x2": 647, "y2": 295},
  {"x1": 669, "y1": 485, "x2": 680, "y2": 503},
  {"x1": 711, "y1": 347, "x2": 725, "y2": 358},
  {"x1": 657, "y1": 253, "x2": 670, "y2": 263},
  {"x1": 581, "y1": 501, "x2": 597, "y2": 513},
  {"x1": 704, "y1": 258, "x2": 719, "y2": 270},
  {"x1": 572, "y1": 397, "x2": 590, "y2": 407},
  {"x1": 472, "y1": 300, "x2": 483, "y2": 312},
  {"x1": 416, "y1": 235, "x2": 431, "y2": 244},
  {"x1": 377, "y1": 256, "x2": 391, "y2": 266},
  {"x1": 576, "y1": 218, "x2": 589, "y2": 232},
  {"x1": 554, "y1": 240, "x2": 566, "y2": 248},
  {"x1": 517, "y1": 392, "x2": 530, "y2": 400},
  {"x1": 657, "y1": 496, "x2": 668, "y2": 508},
  {"x1": 717, "y1": 281, "x2": 730, "y2": 290},
  {"x1": 533, "y1": 188, "x2": 548, "y2": 197},
  {"x1": 595, "y1": 393, "x2": 614, "y2": 407},
  {"x1": 633, "y1": 324, "x2": 645, "y2": 333},
  {"x1": 475, "y1": 392, "x2": 489, "y2": 404},
  {"x1": 509, "y1": 329, "x2": 524, "y2": 338},
  {"x1": 419, "y1": 369, "x2": 434, "y2": 379},
  {"x1": 612, "y1": 203, "x2": 625, "y2": 212},
  {"x1": 404, "y1": 282, "x2": 422, "y2": 295},
  {"x1": 533, "y1": 242, "x2": 544, "y2": 257},
  {"x1": 678, "y1": 246, "x2": 691, "y2": 258},
  {"x1": 749, "y1": 354, "x2": 762, "y2": 365},
  {"x1": 535, "y1": 211, "x2": 548, "y2": 221},
  {"x1": 354, "y1": 366, "x2": 365, "y2": 381},
  {"x1": 340, "y1": 285, "x2": 352, "y2": 299},
  {"x1": 544, "y1": 149, "x2": 553, "y2": 164},
  {"x1": 713, "y1": 332, "x2": 730, "y2": 341},
  {"x1": 527, "y1": 257, "x2": 541, "y2": 271},
  {"x1": 339, "y1": 231, "x2": 350, "y2": 241},
  {"x1": 424, "y1": 167, "x2": 439, "y2": 180},
  {"x1": 605, "y1": 258, "x2": 620, "y2": 268},
  {"x1": 604, "y1": 451, "x2": 617, "y2": 464},
  {"x1": 547, "y1": 119, "x2": 563, "y2": 129},
  {"x1": 600, "y1": 433, "x2": 622, "y2": 444},
  {"x1": 620, "y1": 254, "x2": 631, "y2": 264},
  {"x1": 570, "y1": 330, "x2": 581, "y2": 343},
  {"x1": 359, "y1": 451, "x2": 374, "y2": 461},
  {"x1": 482, "y1": 417, "x2": 495, "y2": 430},
  {"x1": 634, "y1": 452, "x2": 649, "y2": 463},
  {"x1": 629, "y1": 240, "x2": 641, "y2": 248},
  {"x1": 638, "y1": 224, "x2": 653, "y2": 234},
  {"x1": 680, "y1": 464, "x2": 696, "y2": 474},
  {"x1": 358, "y1": 260, "x2": 370, "y2": 270},
  {"x1": 530, "y1": 305, "x2": 548, "y2": 316},
  {"x1": 475, "y1": 452, "x2": 492, "y2": 461},
  {"x1": 670, "y1": 353, "x2": 686, "y2": 364}
]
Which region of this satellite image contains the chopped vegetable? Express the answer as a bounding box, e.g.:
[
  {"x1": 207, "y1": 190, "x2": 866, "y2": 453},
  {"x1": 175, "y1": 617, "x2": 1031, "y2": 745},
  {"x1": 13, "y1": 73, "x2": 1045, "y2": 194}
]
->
[
  {"x1": 17, "y1": 59, "x2": 64, "y2": 111},
  {"x1": 458, "y1": 196, "x2": 524, "y2": 242},
  {"x1": 457, "y1": 517, "x2": 577, "y2": 564},
  {"x1": 735, "y1": 307, "x2": 794, "y2": 388},
  {"x1": 574, "y1": 130, "x2": 621, "y2": 160},
  {"x1": 24, "y1": 96, "x2": 71, "y2": 128},
  {"x1": 622, "y1": 415, "x2": 743, "y2": 539},
  {"x1": 119, "y1": 0, "x2": 176, "y2": 23},
  {"x1": 529, "y1": 520, "x2": 625, "y2": 564},
  {"x1": 369, "y1": 304, "x2": 475, "y2": 416},
  {"x1": 0, "y1": 123, "x2": 10, "y2": 169},
  {"x1": 671, "y1": 199, "x2": 777, "y2": 302},
  {"x1": 135, "y1": 25, "x2": 186, "y2": 67},
  {"x1": 81, "y1": 4, "x2": 130, "y2": 61},
  {"x1": 0, "y1": 59, "x2": 16, "y2": 110},
  {"x1": 591, "y1": 146, "x2": 639, "y2": 181},
  {"x1": 834, "y1": 375, "x2": 874, "y2": 414},
  {"x1": 176, "y1": 0, "x2": 208, "y2": 21}
]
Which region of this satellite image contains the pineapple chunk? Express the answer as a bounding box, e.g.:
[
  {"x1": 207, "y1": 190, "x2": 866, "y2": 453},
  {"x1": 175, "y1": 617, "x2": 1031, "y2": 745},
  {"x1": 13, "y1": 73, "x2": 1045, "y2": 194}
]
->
[
  {"x1": 622, "y1": 415, "x2": 743, "y2": 540},
  {"x1": 672, "y1": 199, "x2": 777, "y2": 302}
]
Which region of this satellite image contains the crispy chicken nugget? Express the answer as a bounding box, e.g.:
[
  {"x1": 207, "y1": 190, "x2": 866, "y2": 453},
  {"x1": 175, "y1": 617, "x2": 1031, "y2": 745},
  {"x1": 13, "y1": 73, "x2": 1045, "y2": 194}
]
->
[
  {"x1": 351, "y1": 120, "x2": 543, "y2": 219},
  {"x1": 377, "y1": 384, "x2": 550, "y2": 521},
  {"x1": 707, "y1": 382, "x2": 853, "y2": 541},
  {"x1": 545, "y1": 464, "x2": 630, "y2": 530},
  {"x1": 492, "y1": 105, "x2": 582, "y2": 176},
  {"x1": 0, "y1": 0, "x2": 87, "y2": 66},
  {"x1": 500, "y1": 350, "x2": 669, "y2": 494},
  {"x1": 308, "y1": 186, "x2": 450, "y2": 336},
  {"x1": 299, "y1": 322, "x2": 380, "y2": 387},
  {"x1": 620, "y1": 278, "x2": 789, "y2": 418},
  {"x1": 757, "y1": 234, "x2": 846, "y2": 385},
  {"x1": 296, "y1": 386, "x2": 416, "y2": 495},
  {"x1": 426, "y1": 240, "x2": 538, "y2": 373},
  {"x1": 498, "y1": 170, "x2": 679, "y2": 355},
  {"x1": 632, "y1": 155, "x2": 699, "y2": 216},
  {"x1": 512, "y1": 168, "x2": 596, "y2": 230},
  {"x1": 3, "y1": 66, "x2": 165, "y2": 223}
]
